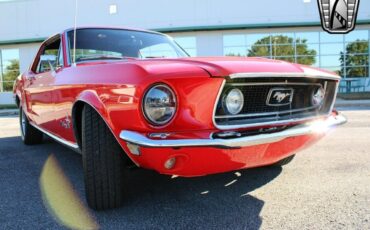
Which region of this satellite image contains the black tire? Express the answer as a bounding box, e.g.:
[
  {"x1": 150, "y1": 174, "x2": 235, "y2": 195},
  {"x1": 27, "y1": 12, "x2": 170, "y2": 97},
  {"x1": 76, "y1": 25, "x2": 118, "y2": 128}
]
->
[
  {"x1": 272, "y1": 154, "x2": 295, "y2": 167},
  {"x1": 19, "y1": 106, "x2": 43, "y2": 145},
  {"x1": 82, "y1": 105, "x2": 126, "y2": 210}
]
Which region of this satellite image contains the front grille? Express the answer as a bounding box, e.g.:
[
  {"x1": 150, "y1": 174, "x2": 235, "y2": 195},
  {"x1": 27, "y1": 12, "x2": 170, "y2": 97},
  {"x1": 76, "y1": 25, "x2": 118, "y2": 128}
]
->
[{"x1": 214, "y1": 77, "x2": 338, "y2": 128}]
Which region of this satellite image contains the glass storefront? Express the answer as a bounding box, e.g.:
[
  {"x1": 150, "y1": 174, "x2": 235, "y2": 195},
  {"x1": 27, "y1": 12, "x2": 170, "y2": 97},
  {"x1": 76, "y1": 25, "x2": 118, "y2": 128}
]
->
[
  {"x1": 0, "y1": 49, "x2": 20, "y2": 92},
  {"x1": 224, "y1": 30, "x2": 370, "y2": 93}
]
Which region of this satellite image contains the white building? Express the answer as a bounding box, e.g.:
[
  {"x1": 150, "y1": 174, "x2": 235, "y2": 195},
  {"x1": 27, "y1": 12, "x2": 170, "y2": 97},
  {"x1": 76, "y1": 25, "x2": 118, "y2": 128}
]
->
[{"x1": 0, "y1": 0, "x2": 370, "y2": 100}]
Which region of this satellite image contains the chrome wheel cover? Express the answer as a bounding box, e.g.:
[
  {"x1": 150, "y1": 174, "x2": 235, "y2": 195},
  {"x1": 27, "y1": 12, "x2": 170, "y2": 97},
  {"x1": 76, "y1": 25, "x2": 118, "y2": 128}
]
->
[{"x1": 20, "y1": 109, "x2": 26, "y2": 137}]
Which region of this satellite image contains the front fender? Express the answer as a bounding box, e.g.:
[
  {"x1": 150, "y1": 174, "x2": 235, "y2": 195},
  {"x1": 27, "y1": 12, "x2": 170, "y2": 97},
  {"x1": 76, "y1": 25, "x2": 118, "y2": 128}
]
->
[
  {"x1": 72, "y1": 89, "x2": 140, "y2": 165},
  {"x1": 74, "y1": 90, "x2": 109, "y2": 123}
]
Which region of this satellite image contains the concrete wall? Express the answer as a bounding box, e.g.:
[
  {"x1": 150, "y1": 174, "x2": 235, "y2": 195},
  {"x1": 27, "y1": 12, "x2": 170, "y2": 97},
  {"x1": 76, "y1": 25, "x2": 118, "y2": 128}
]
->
[
  {"x1": 0, "y1": 0, "x2": 369, "y2": 102},
  {"x1": 0, "y1": 0, "x2": 369, "y2": 74},
  {"x1": 1, "y1": 0, "x2": 370, "y2": 42},
  {"x1": 1, "y1": 24, "x2": 370, "y2": 75},
  {"x1": 0, "y1": 92, "x2": 15, "y2": 105}
]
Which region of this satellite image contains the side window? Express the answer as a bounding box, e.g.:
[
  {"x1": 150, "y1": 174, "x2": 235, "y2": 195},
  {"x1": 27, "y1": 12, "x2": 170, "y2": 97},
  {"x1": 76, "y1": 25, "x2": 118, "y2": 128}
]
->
[
  {"x1": 57, "y1": 43, "x2": 64, "y2": 68},
  {"x1": 36, "y1": 37, "x2": 61, "y2": 73}
]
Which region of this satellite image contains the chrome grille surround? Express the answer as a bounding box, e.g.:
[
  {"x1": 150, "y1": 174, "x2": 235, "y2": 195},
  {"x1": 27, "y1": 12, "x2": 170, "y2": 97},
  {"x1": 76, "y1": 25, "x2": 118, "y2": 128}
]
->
[{"x1": 213, "y1": 74, "x2": 339, "y2": 130}]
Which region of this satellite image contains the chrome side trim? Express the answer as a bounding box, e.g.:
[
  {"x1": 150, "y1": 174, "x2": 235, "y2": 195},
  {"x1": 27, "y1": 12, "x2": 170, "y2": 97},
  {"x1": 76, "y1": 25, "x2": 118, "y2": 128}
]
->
[
  {"x1": 119, "y1": 114, "x2": 346, "y2": 149},
  {"x1": 30, "y1": 122, "x2": 80, "y2": 151},
  {"x1": 229, "y1": 72, "x2": 340, "y2": 81}
]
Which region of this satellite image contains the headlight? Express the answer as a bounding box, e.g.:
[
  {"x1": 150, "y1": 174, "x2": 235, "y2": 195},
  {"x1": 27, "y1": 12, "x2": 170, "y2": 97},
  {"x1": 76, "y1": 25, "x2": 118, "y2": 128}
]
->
[
  {"x1": 143, "y1": 84, "x2": 176, "y2": 125},
  {"x1": 312, "y1": 86, "x2": 325, "y2": 106},
  {"x1": 224, "y1": 88, "x2": 244, "y2": 115}
]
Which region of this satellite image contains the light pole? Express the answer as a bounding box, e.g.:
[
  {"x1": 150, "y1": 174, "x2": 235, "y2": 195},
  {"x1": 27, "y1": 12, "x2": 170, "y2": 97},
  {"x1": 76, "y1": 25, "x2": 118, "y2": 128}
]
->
[
  {"x1": 0, "y1": 50, "x2": 3, "y2": 92},
  {"x1": 72, "y1": 0, "x2": 78, "y2": 67},
  {"x1": 273, "y1": 37, "x2": 278, "y2": 59}
]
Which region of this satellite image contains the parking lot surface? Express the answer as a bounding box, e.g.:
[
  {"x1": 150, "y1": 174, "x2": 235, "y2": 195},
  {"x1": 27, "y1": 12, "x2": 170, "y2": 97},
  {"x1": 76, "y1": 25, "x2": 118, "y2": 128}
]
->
[{"x1": 0, "y1": 109, "x2": 369, "y2": 230}]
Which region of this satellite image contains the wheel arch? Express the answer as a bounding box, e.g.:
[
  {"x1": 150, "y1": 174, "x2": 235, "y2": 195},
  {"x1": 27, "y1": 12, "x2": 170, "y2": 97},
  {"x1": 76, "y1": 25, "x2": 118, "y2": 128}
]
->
[
  {"x1": 71, "y1": 100, "x2": 85, "y2": 149},
  {"x1": 71, "y1": 90, "x2": 137, "y2": 165},
  {"x1": 71, "y1": 90, "x2": 110, "y2": 150},
  {"x1": 15, "y1": 95, "x2": 20, "y2": 108}
]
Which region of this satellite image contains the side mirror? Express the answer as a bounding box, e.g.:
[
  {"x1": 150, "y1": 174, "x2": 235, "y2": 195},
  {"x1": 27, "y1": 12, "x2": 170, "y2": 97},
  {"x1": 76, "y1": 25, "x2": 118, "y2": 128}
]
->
[{"x1": 39, "y1": 54, "x2": 57, "y2": 72}]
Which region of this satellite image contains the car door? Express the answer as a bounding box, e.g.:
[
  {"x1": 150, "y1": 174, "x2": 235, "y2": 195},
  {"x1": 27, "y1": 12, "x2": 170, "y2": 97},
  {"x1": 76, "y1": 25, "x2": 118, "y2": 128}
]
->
[
  {"x1": 25, "y1": 36, "x2": 61, "y2": 132},
  {"x1": 51, "y1": 39, "x2": 76, "y2": 142}
]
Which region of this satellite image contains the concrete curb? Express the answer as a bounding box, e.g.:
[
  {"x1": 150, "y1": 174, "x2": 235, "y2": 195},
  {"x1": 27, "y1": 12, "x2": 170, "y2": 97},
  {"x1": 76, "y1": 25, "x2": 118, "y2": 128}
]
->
[
  {"x1": 0, "y1": 109, "x2": 18, "y2": 116},
  {"x1": 335, "y1": 99, "x2": 370, "y2": 108}
]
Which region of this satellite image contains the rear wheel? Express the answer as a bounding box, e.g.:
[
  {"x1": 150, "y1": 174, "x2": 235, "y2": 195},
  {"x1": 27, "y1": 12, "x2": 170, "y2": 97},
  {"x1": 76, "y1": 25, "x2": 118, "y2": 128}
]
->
[
  {"x1": 82, "y1": 105, "x2": 126, "y2": 210},
  {"x1": 272, "y1": 154, "x2": 295, "y2": 167},
  {"x1": 19, "y1": 106, "x2": 43, "y2": 145}
]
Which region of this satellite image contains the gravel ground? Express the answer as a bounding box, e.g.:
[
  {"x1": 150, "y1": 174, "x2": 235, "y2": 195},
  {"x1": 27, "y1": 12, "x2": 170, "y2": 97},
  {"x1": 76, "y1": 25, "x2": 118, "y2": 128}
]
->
[{"x1": 0, "y1": 109, "x2": 369, "y2": 230}]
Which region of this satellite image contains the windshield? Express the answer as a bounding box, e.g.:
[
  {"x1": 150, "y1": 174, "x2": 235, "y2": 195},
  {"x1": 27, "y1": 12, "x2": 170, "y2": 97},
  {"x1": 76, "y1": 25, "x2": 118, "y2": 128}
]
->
[{"x1": 67, "y1": 28, "x2": 188, "y2": 63}]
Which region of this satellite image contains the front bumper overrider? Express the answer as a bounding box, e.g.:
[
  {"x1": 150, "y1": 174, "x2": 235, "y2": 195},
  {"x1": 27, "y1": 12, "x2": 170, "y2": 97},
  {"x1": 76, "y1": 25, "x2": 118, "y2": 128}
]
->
[{"x1": 119, "y1": 114, "x2": 346, "y2": 149}]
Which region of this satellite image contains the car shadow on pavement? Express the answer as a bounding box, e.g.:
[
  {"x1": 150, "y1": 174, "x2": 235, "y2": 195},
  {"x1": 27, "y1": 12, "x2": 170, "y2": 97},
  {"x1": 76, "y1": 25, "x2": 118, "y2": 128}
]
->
[
  {"x1": 0, "y1": 135, "x2": 282, "y2": 230},
  {"x1": 104, "y1": 165, "x2": 283, "y2": 230}
]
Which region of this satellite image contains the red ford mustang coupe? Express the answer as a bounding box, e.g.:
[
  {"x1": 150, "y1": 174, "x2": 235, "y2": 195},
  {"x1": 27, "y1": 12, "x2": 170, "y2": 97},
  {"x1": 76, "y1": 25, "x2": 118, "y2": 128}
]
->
[{"x1": 14, "y1": 27, "x2": 346, "y2": 210}]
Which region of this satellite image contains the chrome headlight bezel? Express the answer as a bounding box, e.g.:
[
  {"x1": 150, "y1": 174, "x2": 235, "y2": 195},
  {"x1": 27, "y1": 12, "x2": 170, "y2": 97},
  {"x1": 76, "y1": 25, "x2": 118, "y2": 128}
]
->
[
  {"x1": 312, "y1": 86, "x2": 326, "y2": 107},
  {"x1": 223, "y1": 88, "x2": 244, "y2": 115},
  {"x1": 142, "y1": 84, "x2": 177, "y2": 126}
]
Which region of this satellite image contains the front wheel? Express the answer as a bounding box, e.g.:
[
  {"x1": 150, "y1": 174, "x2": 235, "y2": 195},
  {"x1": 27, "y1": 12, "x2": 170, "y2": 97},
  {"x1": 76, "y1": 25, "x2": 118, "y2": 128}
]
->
[
  {"x1": 19, "y1": 106, "x2": 43, "y2": 145},
  {"x1": 82, "y1": 105, "x2": 127, "y2": 210}
]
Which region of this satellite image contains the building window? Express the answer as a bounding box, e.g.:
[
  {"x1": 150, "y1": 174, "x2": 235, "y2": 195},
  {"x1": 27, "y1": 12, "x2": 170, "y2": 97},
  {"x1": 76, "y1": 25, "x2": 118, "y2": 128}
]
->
[
  {"x1": 174, "y1": 37, "x2": 197, "y2": 57},
  {"x1": 343, "y1": 31, "x2": 369, "y2": 78},
  {"x1": 223, "y1": 30, "x2": 370, "y2": 80},
  {"x1": 0, "y1": 49, "x2": 20, "y2": 92},
  {"x1": 224, "y1": 32, "x2": 319, "y2": 67}
]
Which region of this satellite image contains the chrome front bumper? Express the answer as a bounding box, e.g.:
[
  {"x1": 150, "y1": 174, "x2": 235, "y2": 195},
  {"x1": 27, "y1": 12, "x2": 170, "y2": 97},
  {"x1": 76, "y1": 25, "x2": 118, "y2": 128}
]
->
[{"x1": 119, "y1": 114, "x2": 346, "y2": 149}]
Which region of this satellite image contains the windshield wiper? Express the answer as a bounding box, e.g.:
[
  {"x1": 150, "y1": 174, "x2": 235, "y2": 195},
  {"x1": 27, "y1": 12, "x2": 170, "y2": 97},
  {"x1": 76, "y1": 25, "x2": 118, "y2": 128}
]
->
[
  {"x1": 77, "y1": 55, "x2": 137, "y2": 61},
  {"x1": 144, "y1": 56, "x2": 166, "y2": 59}
]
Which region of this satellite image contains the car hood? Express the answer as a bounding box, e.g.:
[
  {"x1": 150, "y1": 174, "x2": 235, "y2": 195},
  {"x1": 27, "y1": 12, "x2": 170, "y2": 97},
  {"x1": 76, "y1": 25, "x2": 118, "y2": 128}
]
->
[{"x1": 129, "y1": 57, "x2": 339, "y2": 79}]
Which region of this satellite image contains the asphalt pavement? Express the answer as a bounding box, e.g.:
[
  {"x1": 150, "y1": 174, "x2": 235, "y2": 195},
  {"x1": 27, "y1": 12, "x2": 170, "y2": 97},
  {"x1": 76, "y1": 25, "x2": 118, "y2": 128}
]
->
[{"x1": 0, "y1": 109, "x2": 369, "y2": 230}]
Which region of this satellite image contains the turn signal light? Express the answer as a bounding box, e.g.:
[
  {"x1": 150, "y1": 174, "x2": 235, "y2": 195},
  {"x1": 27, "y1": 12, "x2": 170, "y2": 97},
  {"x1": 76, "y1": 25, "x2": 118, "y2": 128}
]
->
[{"x1": 164, "y1": 157, "x2": 176, "y2": 169}]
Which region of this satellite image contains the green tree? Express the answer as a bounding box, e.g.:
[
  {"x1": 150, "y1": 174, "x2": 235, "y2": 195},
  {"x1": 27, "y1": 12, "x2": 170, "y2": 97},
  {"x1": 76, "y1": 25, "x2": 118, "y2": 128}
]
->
[
  {"x1": 340, "y1": 39, "x2": 369, "y2": 78},
  {"x1": 247, "y1": 35, "x2": 317, "y2": 65},
  {"x1": 2, "y1": 59, "x2": 20, "y2": 91}
]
